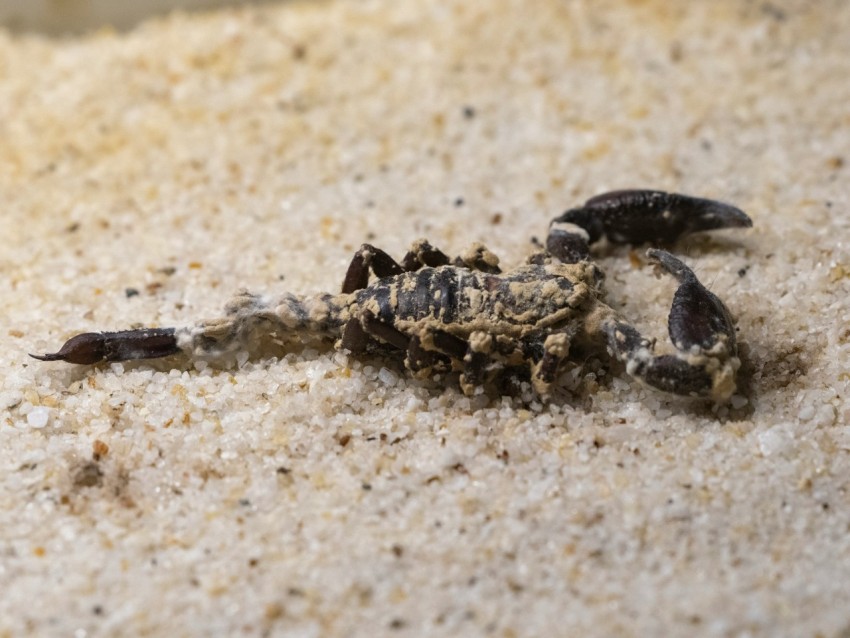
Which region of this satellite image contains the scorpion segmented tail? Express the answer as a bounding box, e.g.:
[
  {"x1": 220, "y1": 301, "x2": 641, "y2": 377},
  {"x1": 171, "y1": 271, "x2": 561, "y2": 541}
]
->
[
  {"x1": 31, "y1": 291, "x2": 347, "y2": 365},
  {"x1": 175, "y1": 291, "x2": 346, "y2": 358}
]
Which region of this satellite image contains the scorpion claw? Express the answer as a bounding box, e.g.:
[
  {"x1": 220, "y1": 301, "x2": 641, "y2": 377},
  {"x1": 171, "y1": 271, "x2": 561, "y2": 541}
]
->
[
  {"x1": 581, "y1": 189, "x2": 751, "y2": 237},
  {"x1": 548, "y1": 190, "x2": 752, "y2": 259},
  {"x1": 675, "y1": 195, "x2": 752, "y2": 234},
  {"x1": 604, "y1": 250, "x2": 741, "y2": 402},
  {"x1": 648, "y1": 249, "x2": 737, "y2": 353}
]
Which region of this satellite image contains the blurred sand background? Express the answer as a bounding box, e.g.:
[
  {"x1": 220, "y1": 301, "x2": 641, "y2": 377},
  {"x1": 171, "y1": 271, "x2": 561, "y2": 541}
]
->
[{"x1": 2, "y1": 1, "x2": 849, "y2": 636}]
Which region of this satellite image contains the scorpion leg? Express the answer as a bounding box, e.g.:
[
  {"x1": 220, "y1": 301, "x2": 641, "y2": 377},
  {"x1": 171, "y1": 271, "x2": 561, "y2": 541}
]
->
[
  {"x1": 343, "y1": 310, "x2": 463, "y2": 382},
  {"x1": 396, "y1": 326, "x2": 493, "y2": 394},
  {"x1": 343, "y1": 239, "x2": 479, "y2": 292},
  {"x1": 342, "y1": 244, "x2": 406, "y2": 293},
  {"x1": 342, "y1": 308, "x2": 422, "y2": 361},
  {"x1": 404, "y1": 239, "x2": 501, "y2": 274},
  {"x1": 400, "y1": 239, "x2": 452, "y2": 271},
  {"x1": 530, "y1": 331, "x2": 573, "y2": 395},
  {"x1": 547, "y1": 190, "x2": 752, "y2": 263},
  {"x1": 338, "y1": 239, "x2": 449, "y2": 354},
  {"x1": 452, "y1": 243, "x2": 501, "y2": 274},
  {"x1": 357, "y1": 309, "x2": 409, "y2": 349},
  {"x1": 602, "y1": 249, "x2": 740, "y2": 401},
  {"x1": 344, "y1": 240, "x2": 454, "y2": 295},
  {"x1": 346, "y1": 239, "x2": 500, "y2": 293},
  {"x1": 339, "y1": 318, "x2": 371, "y2": 353},
  {"x1": 411, "y1": 328, "x2": 502, "y2": 396},
  {"x1": 405, "y1": 325, "x2": 493, "y2": 381},
  {"x1": 340, "y1": 243, "x2": 417, "y2": 352},
  {"x1": 458, "y1": 331, "x2": 496, "y2": 394},
  {"x1": 405, "y1": 334, "x2": 452, "y2": 376}
]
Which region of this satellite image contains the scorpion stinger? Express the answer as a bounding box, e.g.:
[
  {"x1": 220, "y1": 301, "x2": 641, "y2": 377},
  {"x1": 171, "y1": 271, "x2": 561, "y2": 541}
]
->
[
  {"x1": 33, "y1": 191, "x2": 752, "y2": 403},
  {"x1": 30, "y1": 328, "x2": 180, "y2": 364}
]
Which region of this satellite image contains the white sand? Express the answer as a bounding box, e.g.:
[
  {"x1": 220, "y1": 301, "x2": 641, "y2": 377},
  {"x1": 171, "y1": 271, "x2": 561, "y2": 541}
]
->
[{"x1": 2, "y1": 1, "x2": 849, "y2": 635}]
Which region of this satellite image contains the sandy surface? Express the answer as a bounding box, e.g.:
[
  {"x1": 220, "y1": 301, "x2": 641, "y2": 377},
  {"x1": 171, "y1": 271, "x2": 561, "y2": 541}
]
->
[{"x1": 1, "y1": 0, "x2": 849, "y2": 636}]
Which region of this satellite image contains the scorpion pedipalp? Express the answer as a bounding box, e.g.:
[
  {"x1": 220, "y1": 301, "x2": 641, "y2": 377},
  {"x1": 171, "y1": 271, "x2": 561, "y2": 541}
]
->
[
  {"x1": 601, "y1": 249, "x2": 740, "y2": 402},
  {"x1": 547, "y1": 189, "x2": 752, "y2": 263}
]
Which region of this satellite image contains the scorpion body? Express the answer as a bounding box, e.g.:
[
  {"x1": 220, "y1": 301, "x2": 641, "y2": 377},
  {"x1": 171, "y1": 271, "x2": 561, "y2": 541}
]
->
[{"x1": 34, "y1": 190, "x2": 752, "y2": 402}]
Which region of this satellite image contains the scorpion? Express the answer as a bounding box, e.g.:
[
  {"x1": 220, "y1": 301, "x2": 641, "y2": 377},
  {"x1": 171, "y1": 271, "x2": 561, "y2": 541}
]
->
[{"x1": 33, "y1": 190, "x2": 752, "y2": 402}]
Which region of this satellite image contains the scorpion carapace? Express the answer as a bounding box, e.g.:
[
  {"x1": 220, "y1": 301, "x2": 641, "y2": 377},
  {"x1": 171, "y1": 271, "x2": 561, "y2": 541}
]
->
[{"x1": 33, "y1": 190, "x2": 753, "y2": 402}]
